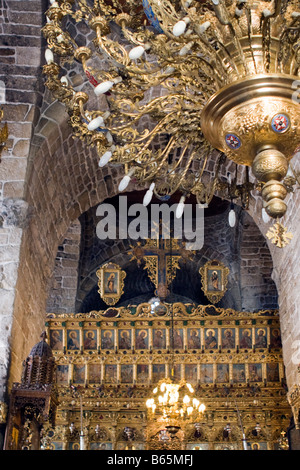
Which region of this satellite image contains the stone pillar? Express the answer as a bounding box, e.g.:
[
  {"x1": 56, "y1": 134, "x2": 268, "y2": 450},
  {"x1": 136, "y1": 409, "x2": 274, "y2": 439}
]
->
[
  {"x1": 0, "y1": 199, "x2": 29, "y2": 403},
  {"x1": 0, "y1": 0, "x2": 45, "y2": 414}
]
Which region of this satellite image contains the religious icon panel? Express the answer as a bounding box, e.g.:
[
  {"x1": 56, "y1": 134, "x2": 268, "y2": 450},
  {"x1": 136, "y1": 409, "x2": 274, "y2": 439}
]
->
[
  {"x1": 67, "y1": 330, "x2": 80, "y2": 350},
  {"x1": 221, "y1": 328, "x2": 235, "y2": 349},
  {"x1": 83, "y1": 329, "x2": 97, "y2": 350},
  {"x1": 118, "y1": 329, "x2": 132, "y2": 349},
  {"x1": 121, "y1": 364, "x2": 133, "y2": 383},
  {"x1": 137, "y1": 364, "x2": 149, "y2": 384},
  {"x1": 73, "y1": 364, "x2": 85, "y2": 384},
  {"x1": 200, "y1": 364, "x2": 213, "y2": 383},
  {"x1": 152, "y1": 329, "x2": 166, "y2": 349},
  {"x1": 239, "y1": 328, "x2": 252, "y2": 349},
  {"x1": 204, "y1": 328, "x2": 218, "y2": 349},
  {"x1": 105, "y1": 364, "x2": 117, "y2": 383},
  {"x1": 135, "y1": 329, "x2": 149, "y2": 349},
  {"x1": 89, "y1": 364, "x2": 101, "y2": 384},
  {"x1": 101, "y1": 329, "x2": 115, "y2": 350},
  {"x1": 50, "y1": 329, "x2": 63, "y2": 350},
  {"x1": 187, "y1": 328, "x2": 201, "y2": 349}
]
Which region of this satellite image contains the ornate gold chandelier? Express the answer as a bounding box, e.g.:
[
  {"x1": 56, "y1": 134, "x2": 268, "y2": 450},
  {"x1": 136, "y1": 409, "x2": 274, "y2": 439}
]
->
[
  {"x1": 146, "y1": 377, "x2": 206, "y2": 434},
  {"x1": 42, "y1": 0, "x2": 300, "y2": 246}
]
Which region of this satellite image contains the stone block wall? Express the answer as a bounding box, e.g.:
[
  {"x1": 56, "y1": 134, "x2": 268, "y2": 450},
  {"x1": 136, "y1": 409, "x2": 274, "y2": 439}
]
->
[{"x1": 239, "y1": 211, "x2": 278, "y2": 311}]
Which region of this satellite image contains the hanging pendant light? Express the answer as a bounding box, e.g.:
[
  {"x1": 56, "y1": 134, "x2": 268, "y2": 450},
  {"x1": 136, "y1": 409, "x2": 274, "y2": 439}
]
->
[{"x1": 228, "y1": 202, "x2": 236, "y2": 228}]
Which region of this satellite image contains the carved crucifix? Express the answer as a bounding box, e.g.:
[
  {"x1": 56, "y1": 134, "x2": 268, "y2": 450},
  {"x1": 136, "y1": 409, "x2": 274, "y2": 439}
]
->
[{"x1": 129, "y1": 237, "x2": 194, "y2": 300}]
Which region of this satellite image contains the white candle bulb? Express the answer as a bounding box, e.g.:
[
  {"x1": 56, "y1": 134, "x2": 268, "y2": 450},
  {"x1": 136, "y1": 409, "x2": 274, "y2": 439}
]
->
[
  {"x1": 98, "y1": 150, "x2": 112, "y2": 167},
  {"x1": 119, "y1": 175, "x2": 131, "y2": 192},
  {"x1": 60, "y1": 76, "x2": 68, "y2": 86},
  {"x1": 173, "y1": 17, "x2": 190, "y2": 37},
  {"x1": 199, "y1": 403, "x2": 206, "y2": 413},
  {"x1": 79, "y1": 432, "x2": 86, "y2": 451},
  {"x1": 129, "y1": 45, "x2": 145, "y2": 60},
  {"x1": 165, "y1": 66, "x2": 175, "y2": 74},
  {"x1": 106, "y1": 131, "x2": 113, "y2": 144},
  {"x1": 228, "y1": 208, "x2": 236, "y2": 227},
  {"x1": 87, "y1": 116, "x2": 104, "y2": 131},
  {"x1": 179, "y1": 42, "x2": 193, "y2": 56},
  {"x1": 176, "y1": 195, "x2": 185, "y2": 219},
  {"x1": 118, "y1": 168, "x2": 135, "y2": 192},
  {"x1": 235, "y1": 8, "x2": 243, "y2": 16},
  {"x1": 45, "y1": 48, "x2": 54, "y2": 64},
  {"x1": 143, "y1": 183, "x2": 155, "y2": 207},
  {"x1": 262, "y1": 9, "x2": 271, "y2": 17},
  {"x1": 199, "y1": 21, "x2": 211, "y2": 34},
  {"x1": 94, "y1": 81, "x2": 114, "y2": 95}
]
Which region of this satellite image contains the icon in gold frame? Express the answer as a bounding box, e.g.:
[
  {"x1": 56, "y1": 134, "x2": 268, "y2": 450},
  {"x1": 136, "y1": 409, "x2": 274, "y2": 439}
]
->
[
  {"x1": 199, "y1": 260, "x2": 229, "y2": 304},
  {"x1": 96, "y1": 262, "x2": 126, "y2": 306}
]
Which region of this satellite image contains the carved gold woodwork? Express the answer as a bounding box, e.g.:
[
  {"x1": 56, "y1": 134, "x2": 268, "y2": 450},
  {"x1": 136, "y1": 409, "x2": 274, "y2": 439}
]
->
[{"x1": 43, "y1": 303, "x2": 291, "y2": 450}]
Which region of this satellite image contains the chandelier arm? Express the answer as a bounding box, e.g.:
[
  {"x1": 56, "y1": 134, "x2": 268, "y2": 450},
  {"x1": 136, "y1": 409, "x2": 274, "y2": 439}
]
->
[
  {"x1": 193, "y1": 150, "x2": 210, "y2": 184},
  {"x1": 289, "y1": 44, "x2": 300, "y2": 76},
  {"x1": 180, "y1": 24, "x2": 233, "y2": 83},
  {"x1": 138, "y1": 137, "x2": 178, "y2": 182},
  {"x1": 94, "y1": 24, "x2": 131, "y2": 67},
  {"x1": 244, "y1": 6, "x2": 258, "y2": 75},
  {"x1": 118, "y1": 16, "x2": 153, "y2": 49},
  {"x1": 110, "y1": 93, "x2": 182, "y2": 123},
  {"x1": 197, "y1": 152, "x2": 225, "y2": 206},
  {"x1": 174, "y1": 53, "x2": 225, "y2": 92},
  {"x1": 108, "y1": 117, "x2": 178, "y2": 168},
  {"x1": 166, "y1": 147, "x2": 199, "y2": 195},
  {"x1": 166, "y1": 143, "x2": 192, "y2": 177},
  {"x1": 135, "y1": 134, "x2": 176, "y2": 171},
  {"x1": 211, "y1": 0, "x2": 249, "y2": 76},
  {"x1": 110, "y1": 110, "x2": 177, "y2": 147},
  {"x1": 148, "y1": 0, "x2": 182, "y2": 34},
  {"x1": 260, "y1": 1, "x2": 283, "y2": 73},
  {"x1": 278, "y1": 18, "x2": 300, "y2": 74},
  {"x1": 94, "y1": 0, "x2": 122, "y2": 17}
]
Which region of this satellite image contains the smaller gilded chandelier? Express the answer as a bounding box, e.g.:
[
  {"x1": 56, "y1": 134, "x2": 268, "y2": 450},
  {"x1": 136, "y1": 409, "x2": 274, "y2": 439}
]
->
[{"x1": 146, "y1": 378, "x2": 206, "y2": 427}]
